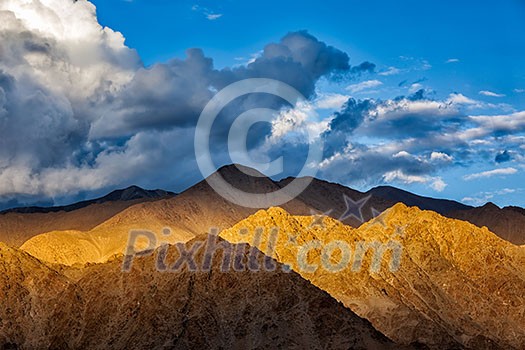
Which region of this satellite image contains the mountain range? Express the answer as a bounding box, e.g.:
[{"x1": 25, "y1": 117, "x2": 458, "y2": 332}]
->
[
  {"x1": 5, "y1": 164, "x2": 525, "y2": 256},
  {"x1": 1, "y1": 164, "x2": 524, "y2": 349},
  {"x1": 221, "y1": 205, "x2": 525, "y2": 349}
]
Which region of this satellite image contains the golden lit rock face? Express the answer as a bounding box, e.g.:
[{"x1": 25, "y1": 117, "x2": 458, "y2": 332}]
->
[
  {"x1": 220, "y1": 204, "x2": 525, "y2": 349},
  {"x1": 0, "y1": 239, "x2": 403, "y2": 349}
]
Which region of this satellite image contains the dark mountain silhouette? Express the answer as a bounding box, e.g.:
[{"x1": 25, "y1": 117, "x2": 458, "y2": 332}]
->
[
  {"x1": 366, "y1": 185, "x2": 473, "y2": 214},
  {"x1": 278, "y1": 177, "x2": 395, "y2": 227},
  {"x1": 450, "y1": 202, "x2": 525, "y2": 245},
  {"x1": 0, "y1": 185, "x2": 175, "y2": 214}
]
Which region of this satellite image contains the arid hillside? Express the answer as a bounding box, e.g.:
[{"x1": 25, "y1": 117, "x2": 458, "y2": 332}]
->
[
  {"x1": 0, "y1": 237, "x2": 409, "y2": 349},
  {"x1": 17, "y1": 165, "x2": 525, "y2": 266},
  {"x1": 220, "y1": 204, "x2": 525, "y2": 349},
  {"x1": 0, "y1": 186, "x2": 174, "y2": 248},
  {"x1": 19, "y1": 166, "x2": 314, "y2": 266}
]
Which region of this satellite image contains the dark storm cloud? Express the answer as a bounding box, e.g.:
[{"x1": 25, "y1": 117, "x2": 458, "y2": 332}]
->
[
  {"x1": 321, "y1": 98, "x2": 376, "y2": 158},
  {"x1": 92, "y1": 30, "x2": 373, "y2": 138},
  {"x1": 319, "y1": 144, "x2": 438, "y2": 186},
  {"x1": 322, "y1": 89, "x2": 461, "y2": 146},
  {"x1": 330, "y1": 98, "x2": 375, "y2": 132},
  {"x1": 0, "y1": 70, "x2": 14, "y2": 91}
]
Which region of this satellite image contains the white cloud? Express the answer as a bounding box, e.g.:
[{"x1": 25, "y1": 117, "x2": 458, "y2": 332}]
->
[
  {"x1": 462, "y1": 188, "x2": 517, "y2": 206},
  {"x1": 383, "y1": 170, "x2": 428, "y2": 184},
  {"x1": 409, "y1": 83, "x2": 423, "y2": 93},
  {"x1": 0, "y1": 0, "x2": 141, "y2": 199},
  {"x1": 393, "y1": 151, "x2": 412, "y2": 158},
  {"x1": 430, "y1": 152, "x2": 453, "y2": 162},
  {"x1": 445, "y1": 58, "x2": 460, "y2": 63},
  {"x1": 192, "y1": 4, "x2": 222, "y2": 20},
  {"x1": 430, "y1": 178, "x2": 447, "y2": 192},
  {"x1": 378, "y1": 67, "x2": 401, "y2": 76},
  {"x1": 463, "y1": 167, "x2": 518, "y2": 181},
  {"x1": 382, "y1": 170, "x2": 446, "y2": 192},
  {"x1": 468, "y1": 111, "x2": 525, "y2": 135},
  {"x1": 369, "y1": 98, "x2": 457, "y2": 122},
  {"x1": 421, "y1": 60, "x2": 432, "y2": 70},
  {"x1": 0, "y1": 0, "x2": 356, "y2": 203},
  {"x1": 447, "y1": 93, "x2": 515, "y2": 112},
  {"x1": 479, "y1": 90, "x2": 505, "y2": 98},
  {"x1": 315, "y1": 93, "x2": 349, "y2": 109},
  {"x1": 345, "y1": 80, "x2": 383, "y2": 94},
  {"x1": 514, "y1": 89, "x2": 525, "y2": 93},
  {"x1": 206, "y1": 13, "x2": 223, "y2": 20},
  {"x1": 268, "y1": 101, "x2": 328, "y2": 144},
  {"x1": 447, "y1": 93, "x2": 479, "y2": 106}
]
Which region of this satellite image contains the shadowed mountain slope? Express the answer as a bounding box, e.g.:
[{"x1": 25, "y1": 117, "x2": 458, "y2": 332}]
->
[
  {"x1": 0, "y1": 238, "x2": 408, "y2": 349},
  {"x1": 0, "y1": 186, "x2": 174, "y2": 248},
  {"x1": 366, "y1": 186, "x2": 473, "y2": 214},
  {"x1": 278, "y1": 177, "x2": 395, "y2": 227},
  {"x1": 1, "y1": 186, "x2": 175, "y2": 215},
  {"x1": 20, "y1": 165, "x2": 313, "y2": 266},
  {"x1": 449, "y1": 203, "x2": 525, "y2": 245}
]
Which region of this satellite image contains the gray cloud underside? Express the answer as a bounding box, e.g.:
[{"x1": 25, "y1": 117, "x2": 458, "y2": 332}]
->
[{"x1": 0, "y1": 0, "x2": 377, "y2": 204}]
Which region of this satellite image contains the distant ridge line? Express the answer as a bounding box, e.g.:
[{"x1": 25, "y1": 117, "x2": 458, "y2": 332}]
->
[{"x1": 0, "y1": 186, "x2": 176, "y2": 215}]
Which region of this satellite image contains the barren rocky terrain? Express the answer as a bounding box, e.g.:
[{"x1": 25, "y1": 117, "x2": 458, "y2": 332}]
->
[
  {"x1": 221, "y1": 204, "x2": 525, "y2": 349},
  {"x1": 2, "y1": 166, "x2": 525, "y2": 349},
  {"x1": 0, "y1": 238, "x2": 406, "y2": 349}
]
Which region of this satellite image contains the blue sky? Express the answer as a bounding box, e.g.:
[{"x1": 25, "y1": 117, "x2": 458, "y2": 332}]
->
[
  {"x1": 89, "y1": 0, "x2": 525, "y2": 206},
  {"x1": 0, "y1": 0, "x2": 524, "y2": 208},
  {"x1": 91, "y1": 0, "x2": 525, "y2": 105}
]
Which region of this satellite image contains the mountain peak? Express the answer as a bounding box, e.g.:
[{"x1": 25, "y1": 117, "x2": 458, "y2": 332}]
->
[
  {"x1": 221, "y1": 202, "x2": 525, "y2": 349},
  {"x1": 216, "y1": 163, "x2": 268, "y2": 179},
  {"x1": 481, "y1": 202, "x2": 500, "y2": 210}
]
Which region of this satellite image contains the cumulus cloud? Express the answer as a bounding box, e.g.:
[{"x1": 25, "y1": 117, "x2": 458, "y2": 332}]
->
[
  {"x1": 0, "y1": 0, "x2": 379, "y2": 205},
  {"x1": 93, "y1": 29, "x2": 367, "y2": 138},
  {"x1": 430, "y1": 152, "x2": 453, "y2": 162},
  {"x1": 0, "y1": 0, "x2": 522, "y2": 207},
  {"x1": 0, "y1": 0, "x2": 141, "y2": 200},
  {"x1": 303, "y1": 87, "x2": 524, "y2": 192}
]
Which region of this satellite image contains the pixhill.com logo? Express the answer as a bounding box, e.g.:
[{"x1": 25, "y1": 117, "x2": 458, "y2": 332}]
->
[{"x1": 122, "y1": 223, "x2": 402, "y2": 275}]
